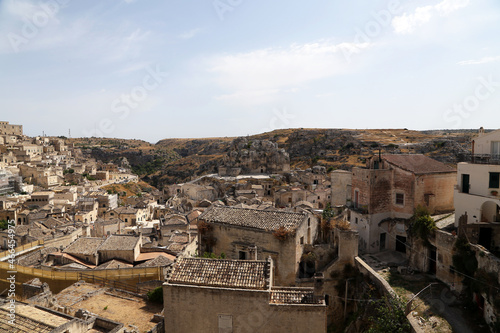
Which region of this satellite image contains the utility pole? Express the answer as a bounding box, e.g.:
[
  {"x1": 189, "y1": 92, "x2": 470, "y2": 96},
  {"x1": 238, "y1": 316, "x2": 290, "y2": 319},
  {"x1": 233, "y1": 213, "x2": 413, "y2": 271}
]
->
[{"x1": 344, "y1": 278, "x2": 353, "y2": 319}]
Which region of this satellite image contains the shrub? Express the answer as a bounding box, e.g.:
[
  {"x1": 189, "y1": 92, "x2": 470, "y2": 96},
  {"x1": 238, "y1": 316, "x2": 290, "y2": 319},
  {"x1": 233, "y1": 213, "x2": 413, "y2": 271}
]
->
[
  {"x1": 147, "y1": 287, "x2": 163, "y2": 304},
  {"x1": 410, "y1": 205, "x2": 436, "y2": 244},
  {"x1": 368, "y1": 297, "x2": 410, "y2": 333},
  {"x1": 273, "y1": 226, "x2": 293, "y2": 242}
]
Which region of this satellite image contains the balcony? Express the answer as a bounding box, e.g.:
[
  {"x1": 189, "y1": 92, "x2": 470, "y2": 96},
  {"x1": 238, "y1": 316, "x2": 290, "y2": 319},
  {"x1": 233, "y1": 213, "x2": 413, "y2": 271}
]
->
[
  {"x1": 471, "y1": 154, "x2": 500, "y2": 165},
  {"x1": 349, "y1": 204, "x2": 369, "y2": 215}
]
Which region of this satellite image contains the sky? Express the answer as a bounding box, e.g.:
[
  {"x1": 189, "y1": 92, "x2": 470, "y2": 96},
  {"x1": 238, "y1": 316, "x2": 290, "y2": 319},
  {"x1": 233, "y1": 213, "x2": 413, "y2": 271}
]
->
[{"x1": 1, "y1": 0, "x2": 500, "y2": 143}]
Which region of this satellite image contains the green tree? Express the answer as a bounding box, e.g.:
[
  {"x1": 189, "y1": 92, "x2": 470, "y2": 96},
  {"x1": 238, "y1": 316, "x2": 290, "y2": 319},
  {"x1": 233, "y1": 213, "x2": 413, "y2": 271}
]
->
[
  {"x1": 410, "y1": 205, "x2": 436, "y2": 245},
  {"x1": 0, "y1": 220, "x2": 8, "y2": 230},
  {"x1": 147, "y1": 287, "x2": 163, "y2": 304},
  {"x1": 322, "y1": 203, "x2": 335, "y2": 220},
  {"x1": 368, "y1": 297, "x2": 410, "y2": 333}
]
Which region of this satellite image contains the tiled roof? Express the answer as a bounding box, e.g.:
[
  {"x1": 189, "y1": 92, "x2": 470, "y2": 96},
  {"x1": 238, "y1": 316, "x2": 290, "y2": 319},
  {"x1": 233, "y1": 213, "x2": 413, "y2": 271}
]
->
[
  {"x1": 0, "y1": 308, "x2": 54, "y2": 333},
  {"x1": 135, "y1": 252, "x2": 176, "y2": 262},
  {"x1": 199, "y1": 206, "x2": 307, "y2": 231},
  {"x1": 136, "y1": 255, "x2": 173, "y2": 267},
  {"x1": 169, "y1": 234, "x2": 189, "y2": 243},
  {"x1": 270, "y1": 289, "x2": 324, "y2": 305},
  {"x1": 96, "y1": 259, "x2": 133, "y2": 269},
  {"x1": 62, "y1": 237, "x2": 105, "y2": 256},
  {"x1": 98, "y1": 234, "x2": 140, "y2": 251},
  {"x1": 113, "y1": 206, "x2": 138, "y2": 214},
  {"x1": 167, "y1": 243, "x2": 186, "y2": 252},
  {"x1": 94, "y1": 218, "x2": 123, "y2": 226},
  {"x1": 382, "y1": 154, "x2": 456, "y2": 174},
  {"x1": 168, "y1": 257, "x2": 269, "y2": 290}
]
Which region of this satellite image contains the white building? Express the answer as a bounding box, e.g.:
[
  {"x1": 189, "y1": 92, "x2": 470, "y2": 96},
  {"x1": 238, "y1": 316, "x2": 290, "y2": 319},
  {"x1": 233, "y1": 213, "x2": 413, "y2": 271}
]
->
[{"x1": 454, "y1": 128, "x2": 500, "y2": 251}]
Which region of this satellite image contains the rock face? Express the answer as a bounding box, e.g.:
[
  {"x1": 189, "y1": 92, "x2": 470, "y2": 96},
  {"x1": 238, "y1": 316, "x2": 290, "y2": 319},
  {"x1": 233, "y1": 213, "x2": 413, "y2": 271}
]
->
[{"x1": 219, "y1": 138, "x2": 290, "y2": 176}]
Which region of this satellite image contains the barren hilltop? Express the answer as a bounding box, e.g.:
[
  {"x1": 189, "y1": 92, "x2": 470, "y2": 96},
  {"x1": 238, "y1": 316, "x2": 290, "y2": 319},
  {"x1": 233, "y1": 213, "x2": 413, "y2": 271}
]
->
[{"x1": 70, "y1": 128, "x2": 478, "y2": 188}]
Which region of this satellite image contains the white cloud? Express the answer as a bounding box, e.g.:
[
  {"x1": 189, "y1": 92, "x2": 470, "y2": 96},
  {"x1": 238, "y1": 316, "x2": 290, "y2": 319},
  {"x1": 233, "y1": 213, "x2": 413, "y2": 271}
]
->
[
  {"x1": 458, "y1": 56, "x2": 500, "y2": 66},
  {"x1": 392, "y1": 0, "x2": 470, "y2": 34},
  {"x1": 178, "y1": 28, "x2": 202, "y2": 40},
  {"x1": 208, "y1": 40, "x2": 371, "y2": 95}
]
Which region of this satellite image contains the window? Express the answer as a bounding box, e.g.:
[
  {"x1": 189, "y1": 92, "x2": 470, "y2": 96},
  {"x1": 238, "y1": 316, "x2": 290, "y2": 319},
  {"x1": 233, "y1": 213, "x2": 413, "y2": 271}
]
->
[
  {"x1": 300, "y1": 236, "x2": 304, "y2": 245},
  {"x1": 489, "y1": 172, "x2": 500, "y2": 189},
  {"x1": 491, "y1": 141, "x2": 500, "y2": 158},
  {"x1": 218, "y1": 315, "x2": 233, "y2": 333},
  {"x1": 395, "y1": 193, "x2": 404, "y2": 205},
  {"x1": 354, "y1": 190, "x2": 359, "y2": 208},
  {"x1": 355, "y1": 217, "x2": 358, "y2": 224},
  {"x1": 238, "y1": 251, "x2": 247, "y2": 260}
]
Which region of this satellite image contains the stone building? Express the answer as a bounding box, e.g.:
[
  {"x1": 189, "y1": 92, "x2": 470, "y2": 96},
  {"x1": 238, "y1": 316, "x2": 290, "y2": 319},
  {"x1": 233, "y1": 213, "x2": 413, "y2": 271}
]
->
[
  {"x1": 97, "y1": 234, "x2": 142, "y2": 264},
  {"x1": 349, "y1": 154, "x2": 456, "y2": 254},
  {"x1": 91, "y1": 218, "x2": 124, "y2": 237},
  {"x1": 330, "y1": 169, "x2": 352, "y2": 207},
  {"x1": 163, "y1": 257, "x2": 327, "y2": 333},
  {"x1": 198, "y1": 206, "x2": 319, "y2": 285},
  {"x1": 455, "y1": 128, "x2": 500, "y2": 251},
  {"x1": 62, "y1": 237, "x2": 105, "y2": 266},
  {"x1": 104, "y1": 206, "x2": 147, "y2": 225},
  {"x1": 0, "y1": 121, "x2": 23, "y2": 136}
]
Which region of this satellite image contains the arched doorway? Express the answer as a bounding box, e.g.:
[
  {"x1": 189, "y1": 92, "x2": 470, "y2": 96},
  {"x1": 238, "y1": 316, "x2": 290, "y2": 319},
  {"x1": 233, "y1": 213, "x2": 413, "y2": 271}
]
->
[{"x1": 480, "y1": 201, "x2": 500, "y2": 222}]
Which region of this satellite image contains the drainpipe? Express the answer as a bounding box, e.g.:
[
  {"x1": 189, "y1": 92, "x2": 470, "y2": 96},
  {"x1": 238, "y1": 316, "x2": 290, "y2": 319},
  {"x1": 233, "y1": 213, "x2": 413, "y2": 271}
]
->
[{"x1": 472, "y1": 140, "x2": 475, "y2": 163}]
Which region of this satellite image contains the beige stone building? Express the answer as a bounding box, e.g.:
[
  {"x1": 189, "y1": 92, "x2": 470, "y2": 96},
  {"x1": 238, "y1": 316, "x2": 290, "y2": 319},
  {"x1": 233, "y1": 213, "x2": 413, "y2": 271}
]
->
[
  {"x1": 198, "y1": 206, "x2": 319, "y2": 285},
  {"x1": 163, "y1": 257, "x2": 327, "y2": 333},
  {"x1": 0, "y1": 121, "x2": 22, "y2": 136},
  {"x1": 97, "y1": 234, "x2": 142, "y2": 264},
  {"x1": 330, "y1": 169, "x2": 352, "y2": 206},
  {"x1": 350, "y1": 154, "x2": 456, "y2": 253},
  {"x1": 62, "y1": 237, "x2": 105, "y2": 266},
  {"x1": 104, "y1": 206, "x2": 147, "y2": 225}
]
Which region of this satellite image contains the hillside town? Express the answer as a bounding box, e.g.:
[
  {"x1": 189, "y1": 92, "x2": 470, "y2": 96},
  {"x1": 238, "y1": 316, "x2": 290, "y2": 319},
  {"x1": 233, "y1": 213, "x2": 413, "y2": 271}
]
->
[{"x1": 1, "y1": 121, "x2": 500, "y2": 332}]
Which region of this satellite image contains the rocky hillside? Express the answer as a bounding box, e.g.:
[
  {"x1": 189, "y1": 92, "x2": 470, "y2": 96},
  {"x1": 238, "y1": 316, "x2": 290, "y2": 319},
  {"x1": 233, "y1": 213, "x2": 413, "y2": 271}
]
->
[{"x1": 76, "y1": 128, "x2": 479, "y2": 188}]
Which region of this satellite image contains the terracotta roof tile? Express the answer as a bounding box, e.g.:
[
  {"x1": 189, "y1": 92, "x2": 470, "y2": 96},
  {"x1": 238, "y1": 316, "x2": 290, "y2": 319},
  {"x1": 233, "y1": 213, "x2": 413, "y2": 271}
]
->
[
  {"x1": 62, "y1": 237, "x2": 105, "y2": 256},
  {"x1": 199, "y1": 206, "x2": 306, "y2": 231},
  {"x1": 98, "y1": 235, "x2": 140, "y2": 251},
  {"x1": 136, "y1": 255, "x2": 173, "y2": 267},
  {"x1": 381, "y1": 154, "x2": 456, "y2": 174},
  {"x1": 168, "y1": 257, "x2": 269, "y2": 290},
  {"x1": 270, "y1": 289, "x2": 323, "y2": 305}
]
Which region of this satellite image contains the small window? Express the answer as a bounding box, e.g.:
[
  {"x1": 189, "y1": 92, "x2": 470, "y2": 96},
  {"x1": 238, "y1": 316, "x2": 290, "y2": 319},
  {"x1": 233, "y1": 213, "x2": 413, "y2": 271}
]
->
[
  {"x1": 218, "y1": 314, "x2": 233, "y2": 333},
  {"x1": 395, "y1": 193, "x2": 404, "y2": 205},
  {"x1": 355, "y1": 217, "x2": 358, "y2": 224},
  {"x1": 300, "y1": 236, "x2": 304, "y2": 245},
  {"x1": 239, "y1": 251, "x2": 247, "y2": 260},
  {"x1": 489, "y1": 172, "x2": 500, "y2": 189}
]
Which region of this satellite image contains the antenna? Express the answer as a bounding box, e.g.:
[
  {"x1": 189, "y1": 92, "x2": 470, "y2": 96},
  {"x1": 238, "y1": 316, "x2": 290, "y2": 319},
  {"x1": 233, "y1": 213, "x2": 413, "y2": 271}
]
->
[{"x1": 68, "y1": 129, "x2": 71, "y2": 138}]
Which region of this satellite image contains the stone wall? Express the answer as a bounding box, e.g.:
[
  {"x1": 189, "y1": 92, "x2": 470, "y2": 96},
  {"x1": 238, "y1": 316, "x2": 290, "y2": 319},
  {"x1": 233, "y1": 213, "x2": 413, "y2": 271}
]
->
[{"x1": 163, "y1": 284, "x2": 326, "y2": 333}]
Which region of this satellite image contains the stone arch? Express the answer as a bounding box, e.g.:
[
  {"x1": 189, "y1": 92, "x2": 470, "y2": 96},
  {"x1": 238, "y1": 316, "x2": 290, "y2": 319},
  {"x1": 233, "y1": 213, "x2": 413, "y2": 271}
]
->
[{"x1": 480, "y1": 201, "x2": 500, "y2": 222}]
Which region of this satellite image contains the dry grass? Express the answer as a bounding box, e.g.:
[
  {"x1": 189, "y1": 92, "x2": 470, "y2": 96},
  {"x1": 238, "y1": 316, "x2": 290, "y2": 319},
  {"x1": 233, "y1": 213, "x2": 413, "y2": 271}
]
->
[{"x1": 74, "y1": 292, "x2": 162, "y2": 332}]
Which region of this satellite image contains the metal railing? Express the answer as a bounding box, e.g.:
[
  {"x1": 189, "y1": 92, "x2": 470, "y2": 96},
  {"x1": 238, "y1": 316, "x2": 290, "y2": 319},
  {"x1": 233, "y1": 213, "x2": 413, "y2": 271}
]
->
[{"x1": 471, "y1": 154, "x2": 500, "y2": 165}]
